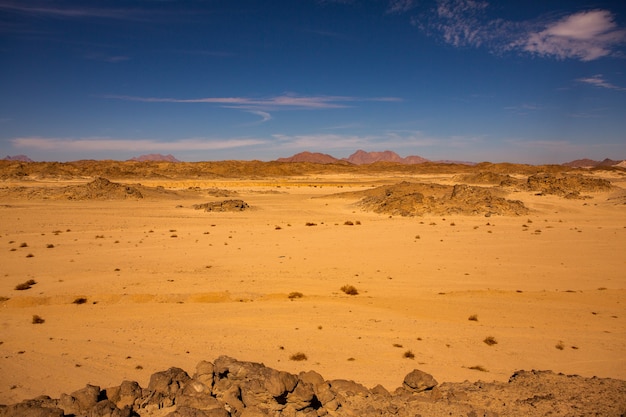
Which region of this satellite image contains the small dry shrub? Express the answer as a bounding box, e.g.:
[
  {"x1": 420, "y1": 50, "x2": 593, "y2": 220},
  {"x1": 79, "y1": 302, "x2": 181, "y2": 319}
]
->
[
  {"x1": 15, "y1": 279, "x2": 36, "y2": 291},
  {"x1": 344, "y1": 221, "x2": 354, "y2": 226},
  {"x1": 73, "y1": 297, "x2": 88, "y2": 305},
  {"x1": 305, "y1": 222, "x2": 317, "y2": 226},
  {"x1": 32, "y1": 315, "x2": 45, "y2": 324},
  {"x1": 20, "y1": 242, "x2": 28, "y2": 248},
  {"x1": 340, "y1": 285, "x2": 359, "y2": 295},
  {"x1": 483, "y1": 336, "x2": 498, "y2": 346},
  {"x1": 288, "y1": 292, "x2": 303, "y2": 299},
  {"x1": 289, "y1": 352, "x2": 308, "y2": 361},
  {"x1": 555, "y1": 341, "x2": 565, "y2": 350},
  {"x1": 393, "y1": 343, "x2": 403, "y2": 348},
  {"x1": 403, "y1": 350, "x2": 415, "y2": 359},
  {"x1": 468, "y1": 314, "x2": 478, "y2": 321},
  {"x1": 25, "y1": 253, "x2": 34, "y2": 258},
  {"x1": 46, "y1": 244, "x2": 55, "y2": 248},
  {"x1": 468, "y1": 365, "x2": 488, "y2": 372}
]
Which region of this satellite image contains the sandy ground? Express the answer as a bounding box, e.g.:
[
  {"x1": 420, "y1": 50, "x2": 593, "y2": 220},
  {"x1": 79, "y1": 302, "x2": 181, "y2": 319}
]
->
[{"x1": 0, "y1": 173, "x2": 625, "y2": 405}]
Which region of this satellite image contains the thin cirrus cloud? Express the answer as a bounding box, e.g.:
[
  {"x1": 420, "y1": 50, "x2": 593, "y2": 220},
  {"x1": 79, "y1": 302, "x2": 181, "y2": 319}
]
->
[
  {"x1": 576, "y1": 74, "x2": 626, "y2": 91},
  {"x1": 11, "y1": 137, "x2": 266, "y2": 152},
  {"x1": 105, "y1": 94, "x2": 402, "y2": 110},
  {"x1": 0, "y1": 1, "x2": 142, "y2": 20},
  {"x1": 413, "y1": 0, "x2": 626, "y2": 61}
]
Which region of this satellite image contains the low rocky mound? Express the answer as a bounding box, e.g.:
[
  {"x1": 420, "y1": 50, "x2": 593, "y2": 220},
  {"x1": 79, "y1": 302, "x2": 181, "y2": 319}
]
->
[
  {"x1": 193, "y1": 200, "x2": 250, "y2": 212},
  {"x1": 334, "y1": 181, "x2": 528, "y2": 216},
  {"x1": 1, "y1": 356, "x2": 624, "y2": 417},
  {"x1": 0, "y1": 177, "x2": 189, "y2": 200},
  {"x1": 453, "y1": 171, "x2": 519, "y2": 186},
  {"x1": 523, "y1": 173, "x2": 613, "y2": 199},
  {"x1": 66, "y1": 177, "x2": 144, "y2": 200}
]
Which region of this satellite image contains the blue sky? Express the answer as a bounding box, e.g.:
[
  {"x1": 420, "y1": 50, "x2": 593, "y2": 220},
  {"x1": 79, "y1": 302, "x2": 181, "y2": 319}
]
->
[{"x1": 1, "y1": 0, "x2": 625, "y2": 163}]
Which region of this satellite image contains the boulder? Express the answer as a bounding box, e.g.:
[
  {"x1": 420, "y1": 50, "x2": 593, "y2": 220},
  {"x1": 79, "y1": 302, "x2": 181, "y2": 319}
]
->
[{"x1": 403, "y1": 370, "x2": 438, "y2": 393}]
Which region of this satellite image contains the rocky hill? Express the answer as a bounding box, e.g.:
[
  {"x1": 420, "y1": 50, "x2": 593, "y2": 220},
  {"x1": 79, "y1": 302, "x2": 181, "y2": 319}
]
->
[
  {"x1": 1, "y1": 356, "x2": 624, "y2": 417},
  {"x1": 275, "y1": 152, "x2": 342, "y2": 164},
  {"x1": 129, "y1": 154, "x2": 180, "y2": 162},
  {"x1": 2, "y1": 155, "x2": 33, "y2": 162},
  {"x1": 343, "y1": 150, "x2": 429, "y2": 165},
  {"x1": 562, "y1": 158, "x2": 625, "y2": 168}
]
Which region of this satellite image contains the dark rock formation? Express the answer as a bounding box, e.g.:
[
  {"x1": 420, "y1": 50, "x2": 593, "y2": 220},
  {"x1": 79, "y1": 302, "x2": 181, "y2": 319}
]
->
[
  {"x1": 193, "y1": 200, "x2": 249, "y2": 212},
  {"x1": 1, "y1": 357, "x2": 624, "y2": 417}
]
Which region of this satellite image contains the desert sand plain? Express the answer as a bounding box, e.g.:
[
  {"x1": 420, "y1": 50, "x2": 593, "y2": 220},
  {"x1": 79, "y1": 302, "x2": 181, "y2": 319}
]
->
[{"x1": 0, "y1": 162, "x2": 625, "y2": 407}]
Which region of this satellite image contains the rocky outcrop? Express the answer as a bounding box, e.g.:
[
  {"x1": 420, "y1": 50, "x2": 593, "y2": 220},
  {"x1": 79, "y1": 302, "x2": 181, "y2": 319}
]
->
[
  {"x1": 1, "y1": 357, "x2": 625, "y2": 417},
  {"x1": 335, "y1": 181, "x2": 529, "y2": 216},
  {"x1": 193, "y1": 200, "x2": 249, "y2": 212},
  {"x1": 524, "y1": 173, "x2": 612, "y2": 198}
]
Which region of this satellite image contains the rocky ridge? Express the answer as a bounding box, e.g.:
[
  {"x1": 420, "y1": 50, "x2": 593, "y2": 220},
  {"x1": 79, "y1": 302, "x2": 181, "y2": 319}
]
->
[{"x1": 1, "y1": 356, "x2": 624, "y2": 417}]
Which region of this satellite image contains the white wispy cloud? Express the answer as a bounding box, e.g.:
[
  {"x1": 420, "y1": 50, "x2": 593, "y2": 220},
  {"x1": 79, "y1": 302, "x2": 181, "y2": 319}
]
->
[
  {"x1": 576, "y1": 74, "x2": 626, "y2": 91},
  {"x1": 520, "y1": 10, "x2": 626, "y2": 61},
  {"x1": 247, "y1": 110, "x2": 272, "y2": 123},
  {"x1": 105, "y1": 94, "x2": 402, "y2": 110},
  {"x1": 11, "y1": 137, "x2": 266, "y2": 152},
  {"x1": 415, "y1": 1, "x2": 626, "y2": 61}
]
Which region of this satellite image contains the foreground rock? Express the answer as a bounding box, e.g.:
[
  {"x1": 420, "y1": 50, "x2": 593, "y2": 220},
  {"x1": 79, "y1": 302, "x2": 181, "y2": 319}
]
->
[{"x1": 1, "y1": 357, "x2": 624, "y2": 416}]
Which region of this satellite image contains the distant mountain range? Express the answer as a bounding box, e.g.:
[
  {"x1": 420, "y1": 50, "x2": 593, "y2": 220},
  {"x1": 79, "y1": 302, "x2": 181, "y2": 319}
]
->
[
  {"x1": 276, "y1": 149, "x2": 474, "y2": 165},
  {"x1": 2, "y1": 155, "x2": 34, "y2": 162},
  {"x1": 128, "y1": 154, "x2": 180, "y2": 162},
  {"x1": 277, "y1": 150, "x2": 432, "y2": 165},
  {"x1": 3, "y1": 153, "x2": 625, "y2": 167},
  {"x1": 562, "y1": 158, "x2": 626, "y2": 168}
]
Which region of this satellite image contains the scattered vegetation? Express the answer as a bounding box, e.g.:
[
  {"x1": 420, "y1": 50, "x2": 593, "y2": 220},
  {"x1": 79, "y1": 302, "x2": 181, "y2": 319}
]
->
[
  {"x1": 32, "y1": 315, "x2": 45, "y2": 324},
  {"x1": 73, "y1": 297, "x2": 88, "y2": 305},
  {"x1": 46, "y1": 244, "x2": 55, "y2": 248},
  {"x1": 392, "y1": 343, "x2": 403, "y2": 348},
  {"x1": 15, "y1": 279, "x2": 37, "y2": 291},
  {"x1": 468, "y1": 314, "x2": 478, "y2": 322},
  {"x1": 468, "y1": 365, "x2": 488, "y2": 372},
  {"x1": 555, "y1": 341, "x2": 565, "y2": 350},
  {"x1": 483, "y1": 336, "x2": 498, "y2": 346},
  {"x1": 403, "y1": 350, "x2": 415, "y2": 359},
  {"x1": 340, "y1": 285, "x2": 359, "y2": 295},
  {"x1": 25, "y1": 253, "x2": 34, "y2": 258},
  {"x1": 344, "y1": 220, "x2": 354, "y2": 225},
  {"x1": 19, "y1": 242, "x2": 28, "y2": 248},
  {"x1": 289, "y1": 352, "x2": 308, "y2": 361},
  {"x1": 287, "y1": 292, "x2": 303, "y2": 299},
  {"x1": 305, "y1": 222, "x2": 317, "y2": 226}
]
